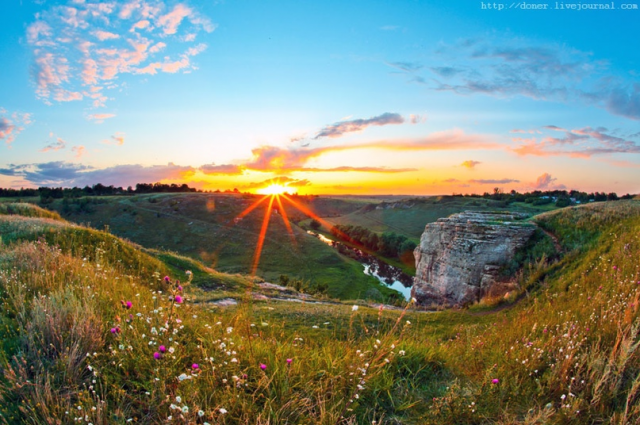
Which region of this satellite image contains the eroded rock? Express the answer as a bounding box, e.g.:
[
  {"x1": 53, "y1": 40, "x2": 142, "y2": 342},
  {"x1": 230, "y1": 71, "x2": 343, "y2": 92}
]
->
[{"x1": 412, "y1": 211, "x2": 535, "y2": 306}]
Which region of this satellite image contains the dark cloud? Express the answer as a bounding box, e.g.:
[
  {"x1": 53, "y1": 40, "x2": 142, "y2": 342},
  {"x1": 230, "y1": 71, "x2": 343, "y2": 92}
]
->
[
  {"x1": 199, "y1": 163, "x2": 244, "y2": 175},
  {"x1": 469, "y1": 178, "x2": 520, "y2": 184},
  {"x1": 314, "y1": 112, "x2": 405, "y2": 139}
]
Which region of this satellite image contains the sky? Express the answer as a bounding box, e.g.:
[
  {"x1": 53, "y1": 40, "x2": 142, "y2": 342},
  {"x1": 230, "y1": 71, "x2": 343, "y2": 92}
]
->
[{"x1": 1, "y1": 0, "x2": 639, "y2": 195}]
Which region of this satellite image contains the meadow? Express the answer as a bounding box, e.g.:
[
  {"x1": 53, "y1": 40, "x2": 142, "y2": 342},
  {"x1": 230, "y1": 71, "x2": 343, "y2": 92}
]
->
[
  {"x1": 0, "y1": 200, "x2": 639, "y2": 423},
  {"x1": 41, "y1": 193, "x2": 398, "y2": 301}
]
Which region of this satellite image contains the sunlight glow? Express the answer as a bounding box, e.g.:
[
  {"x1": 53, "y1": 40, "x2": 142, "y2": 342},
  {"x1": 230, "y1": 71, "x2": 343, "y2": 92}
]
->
[{"x1": 257, "y1": 184, "x2": 289, "y2": 195}]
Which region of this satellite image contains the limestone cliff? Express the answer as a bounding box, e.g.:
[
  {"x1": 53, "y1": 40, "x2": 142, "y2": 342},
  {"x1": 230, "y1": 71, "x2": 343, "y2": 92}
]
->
[{"x1": 412, "y1": 211, "x2": 535, "y2": 306}]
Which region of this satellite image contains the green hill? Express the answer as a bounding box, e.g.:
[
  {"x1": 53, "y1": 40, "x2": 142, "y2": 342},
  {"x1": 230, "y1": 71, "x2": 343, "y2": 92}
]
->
[
  {"x1": 44, "y1": 193, "x2": 398, "y2": 301},
  {"x1": 0, "y1": 201, "x2": 639, "y2": 424},
  {"x1": 323, "y1": 196, "x2": 559, "y2": 241}
]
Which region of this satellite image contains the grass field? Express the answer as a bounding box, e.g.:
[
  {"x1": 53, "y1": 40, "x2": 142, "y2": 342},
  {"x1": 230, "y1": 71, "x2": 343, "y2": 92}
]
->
[
  {"x1": 1, "y1": 201, "x2": 639, "y2": 423},
  {"x1": 40, "y1": 193, "x2": 400, "y2": 301},
  {"x1": 322, "y1": 196, "x2": 559, "y2": 241}
]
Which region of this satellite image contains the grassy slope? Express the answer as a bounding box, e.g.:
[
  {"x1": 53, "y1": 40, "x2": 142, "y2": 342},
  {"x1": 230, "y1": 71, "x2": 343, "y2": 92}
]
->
[
  {"x1": 324, "y1": 196, "x2": 559, "y2": 241},
  {"x1": 1, "y1": 201, "x2": 639, "y2": 424},
  {"x1": 45, "y1": 193, "x2": 395, "y2": 300}
]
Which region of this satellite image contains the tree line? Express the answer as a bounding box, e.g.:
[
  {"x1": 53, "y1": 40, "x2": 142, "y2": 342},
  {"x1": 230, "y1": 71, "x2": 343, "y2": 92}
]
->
[
  {"x1": 0, "y1": 183, "x2": 199, "y2": 201},
  {"x1": 329, "y1": 224, "x2": 417, "y2": 259},
  {"x1": 474, "y1": 189, "x2": 633, "y2": 206}
]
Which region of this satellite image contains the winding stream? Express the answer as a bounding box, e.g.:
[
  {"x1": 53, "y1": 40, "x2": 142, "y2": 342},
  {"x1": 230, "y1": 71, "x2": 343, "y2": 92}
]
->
[{"x1": 307, "y1": 231, "x2": 413, "y2": 300}]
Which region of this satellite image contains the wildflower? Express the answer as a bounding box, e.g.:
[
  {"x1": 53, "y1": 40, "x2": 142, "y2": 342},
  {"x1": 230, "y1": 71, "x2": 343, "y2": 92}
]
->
[
  {"x1": 186, "y1": 270, "x2": 192, "y2": 276},
  {"x1": 159, "y1": 345, "x2": 166, "y2": 353},
  {"x1": 399, "y1": 350, "x2": 406, "y2": 356},
  {"x1": 110, "y1": 327, "x2": 120, "y2": 334},
  {"x1": 192, "y1": 363, "x2": 199, "y2": 370},
  {"x1": 177, "y1": 285, "x2": 183, "y2": 292},
  {"x1": 181, "y1": 406, "x2": 189, "y2": 414},
  {"x1": 164, "y1": 276, "x2": 170, "y2": 282},
  {"x1": 154, "y1": 352, "x2": 161, "y2": 360},
  {"x1": 198, "y1": 410, "x2": 205, "y2": 417},
  {"x1": 260, "y1": 363, "x2": 267, "y2": 371},
  {"x1": 125, "y1": 301, "x2": 132, "y2": 309},
  {"x1": 219, "y1": 408, "x2": 227, "y2": 414},
  {"x1": 175, "y1": 396, "x2": 182, "y2": 403},
  {"x1": 492, "y1": 379, "x2": 499, "y2": 384},
  {"x1": 175, "y1": 295, "x2": 183, "y2": 304},
  {"x1": 286, "y1": 358, "x2": 292, "y2": 365},
  {"x1": 352, "y1": 305, "x2": 359, "y2": 311}
]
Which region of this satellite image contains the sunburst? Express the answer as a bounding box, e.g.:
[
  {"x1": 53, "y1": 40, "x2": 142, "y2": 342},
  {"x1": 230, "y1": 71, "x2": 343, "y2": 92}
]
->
[{"x1": 231, "y1": 187, "x2": 341, "y2": 275}]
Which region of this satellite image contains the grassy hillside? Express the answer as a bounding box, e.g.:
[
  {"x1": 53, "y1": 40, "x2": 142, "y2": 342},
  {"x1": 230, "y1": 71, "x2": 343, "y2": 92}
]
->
[
  {"x1": 324, "y1": 196, "x2": 559, "y2": 241},
  {"x1": 1, "y1": 201, "x2": 639, "y2": 424},
  {"x1": 44, "y1": 194, "x2": 397, "y2": 300}
]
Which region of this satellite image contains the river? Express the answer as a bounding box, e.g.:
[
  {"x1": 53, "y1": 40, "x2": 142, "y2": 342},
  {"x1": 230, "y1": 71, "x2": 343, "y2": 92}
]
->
[{"x1": 307, "y1": 231, "x2": 413, "y2": 300}]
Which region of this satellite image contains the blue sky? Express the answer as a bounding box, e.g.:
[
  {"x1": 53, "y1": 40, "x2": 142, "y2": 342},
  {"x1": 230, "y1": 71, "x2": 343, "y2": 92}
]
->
[{"x1": 1, "y1": 0, "x2": 639, "y2": 194}]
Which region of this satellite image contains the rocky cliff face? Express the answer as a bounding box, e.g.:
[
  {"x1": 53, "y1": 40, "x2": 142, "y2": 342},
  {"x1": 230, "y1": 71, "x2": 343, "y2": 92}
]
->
[{"x1": 412, "y1": 211, "x2": 535, "y2": 306}]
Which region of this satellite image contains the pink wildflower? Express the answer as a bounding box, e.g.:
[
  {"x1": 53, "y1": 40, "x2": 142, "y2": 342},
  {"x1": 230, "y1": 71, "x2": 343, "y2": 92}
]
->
[
  {"x1": 177, "y1": 285, "x2": 183, "y2": 292},
  {"x1": 159, "y1": 345, "x2": 166, "y2": 353},
  {"x1": 260, "y1": 363, "x2": 267, "y2": 371},
  {"x1": 192, "y1": 363, "x2": 199, "y2": 370},
  {"x1": 286, "y1": 358, "x2": 292, "y2": 365},
  {"x1": 125, "y1": 301, "x2": 132, "y2": 309},
  {"x1": 164, "y1": 276, "x2": 170, "y2": 282},
  {"x1": 492, "y1": 379, "x2": 499, "y2": 384},
  {"x1": 175, "y1": 295, "x2": 183, "y2": 303},
  {"x1": 154, "y1": 352, "x2": 161, "y2": 360}
]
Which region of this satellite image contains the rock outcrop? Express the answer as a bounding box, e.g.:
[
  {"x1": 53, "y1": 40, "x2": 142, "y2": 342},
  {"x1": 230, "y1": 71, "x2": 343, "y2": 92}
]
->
[{"x1": 412, "y1": 211, "x2": 535, "y2": 306}]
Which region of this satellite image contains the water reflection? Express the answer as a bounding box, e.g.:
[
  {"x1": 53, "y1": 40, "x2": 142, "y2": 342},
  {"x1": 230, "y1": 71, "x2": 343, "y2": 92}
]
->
[{"x1": 307, "y1": 231, "x2": 413, "y2": 300}]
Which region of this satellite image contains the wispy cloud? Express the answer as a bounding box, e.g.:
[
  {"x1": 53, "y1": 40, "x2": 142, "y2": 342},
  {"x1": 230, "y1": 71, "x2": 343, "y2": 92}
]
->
[
  {"x1": 461, "y1": 160, "x2": 481, "y2": 169},
  {"x1": 199, "y1": 163, "x2": 244, "y2": 175},
  {"x1": 531, "y1": 172, "x2": 566, "y2": 190},
  {"x1": 391, "y1": 36, "x2": 640, "y2": 121},
  {"x1": 314, "y1": 112, "x2": 405, "y2": 139},
  {"x1": 87, "y1": 113, "x2": 116, "y2": 123},
  {"x1": 245, "y1": 129, "x2": 495, "y2": 173},
  {"x1": 72, "y1": 145, "x2": 87, "y2": 158},
  {"x1": 387, "y1": 61, "x2": 423, "y2": 72},
  {"x1": 0, "y1": 161, "x2": 196, "y2": 187},
  {"x1": 0, "y1": 110, "x2": 33, "y2": 146},
  {"x1": 243, "y1": 176, "x2": 311, "y2": 190},
  {"x1": 41, "y1": 137, "x2": 67, "y2": 152},
  {"x1": 26, "y1": 0, "x2": 215, "y2": 107},
  {"x1": 102, "y1": 132, "x2": 125, "y2": 146},
  {"x1": 468, "y1": 178, "x2": 519, "y2": 184},
  {"x1": 510, "y1": 125, "x2": 640, "y2": 158}
]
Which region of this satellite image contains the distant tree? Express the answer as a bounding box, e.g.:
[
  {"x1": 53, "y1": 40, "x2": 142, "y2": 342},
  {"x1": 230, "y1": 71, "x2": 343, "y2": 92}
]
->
[{"x1": 309, "y1": 219, "x2": 321, "y2": 230}]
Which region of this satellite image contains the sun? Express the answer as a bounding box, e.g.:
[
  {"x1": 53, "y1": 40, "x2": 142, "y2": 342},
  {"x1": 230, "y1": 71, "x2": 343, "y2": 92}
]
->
[{"x1": 257, "y1": 184, "x2": 289, "y2": 195}]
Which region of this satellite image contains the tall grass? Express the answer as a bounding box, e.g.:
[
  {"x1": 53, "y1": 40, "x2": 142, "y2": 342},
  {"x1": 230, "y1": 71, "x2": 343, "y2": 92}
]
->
[{"x1": 0, "y1": 201, "x2": 639, "y2": 423}]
